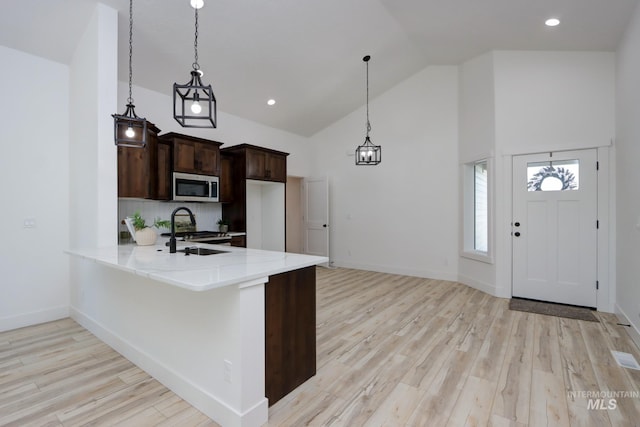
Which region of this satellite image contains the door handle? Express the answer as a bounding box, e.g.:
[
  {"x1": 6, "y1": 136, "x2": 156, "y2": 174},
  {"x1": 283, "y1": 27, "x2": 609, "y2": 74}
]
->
[{"x1": 514, "y1": 232, "x2": 521, "y2": 237}]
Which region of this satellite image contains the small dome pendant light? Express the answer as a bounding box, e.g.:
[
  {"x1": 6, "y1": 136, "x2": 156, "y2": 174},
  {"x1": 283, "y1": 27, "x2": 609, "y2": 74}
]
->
[
  {"x1": 112, "y1": 0, "x2": 147, "y2": 148},
  {"x1": 355, "y1": 55, "x2": 381, "y2": 165},
  {"x1": 173, "y1": 0, "x2": 217, "y2": 128}
]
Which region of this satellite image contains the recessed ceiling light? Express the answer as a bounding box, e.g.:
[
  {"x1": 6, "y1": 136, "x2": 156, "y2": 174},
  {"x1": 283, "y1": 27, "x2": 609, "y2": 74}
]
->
[
  {"x1": 545, "y1": 18, "x2": 560, "y2": 27},
  {"x1": 191, "y1": 0, "x2": 204, "y2": 9},
  {"x1": 267, "y1": 99, "x2": 276, "y2": 106}
]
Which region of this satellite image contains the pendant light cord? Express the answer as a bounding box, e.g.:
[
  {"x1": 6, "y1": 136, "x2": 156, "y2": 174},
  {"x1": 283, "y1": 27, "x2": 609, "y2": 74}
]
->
[
  {"x1": 365, "y1": 57, "x2": 371, "y2": 138},
  {"x1": 193, "y1": 7, "x2": 200, "y2": 71},
  {"x1": 127, "y1": 0, "x2": 134, "y2": 104}
]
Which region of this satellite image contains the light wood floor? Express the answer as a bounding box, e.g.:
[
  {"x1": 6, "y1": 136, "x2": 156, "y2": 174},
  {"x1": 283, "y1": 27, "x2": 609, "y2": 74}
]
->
[
  {"x1": 2, "y1": 268, "x2": 640, "y2": 426},
  {"x1": 0, "y1": 318, "x2": 219, "y2": 427}
]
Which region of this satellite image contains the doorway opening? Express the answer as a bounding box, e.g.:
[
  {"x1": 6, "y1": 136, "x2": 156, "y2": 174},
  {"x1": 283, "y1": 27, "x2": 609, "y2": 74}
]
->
[{"x1": 286, "y1": 176, "x2": 304, "y2": 253}]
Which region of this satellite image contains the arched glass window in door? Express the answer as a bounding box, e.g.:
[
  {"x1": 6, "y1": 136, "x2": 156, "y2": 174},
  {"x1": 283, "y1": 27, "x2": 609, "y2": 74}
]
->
[{"x1": 527, "y1": 159, "x2": 579, "y2": 191}]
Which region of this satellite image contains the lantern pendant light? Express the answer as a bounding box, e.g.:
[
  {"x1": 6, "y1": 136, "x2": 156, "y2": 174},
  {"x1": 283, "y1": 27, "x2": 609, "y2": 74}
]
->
[
  {"x1": 355, "y1": 55, "x2": 381, "y2": 165},
  {"x1": 173, "y1": 0, "x2": 217, "y2": 128},
  {"x1": 112, "y1": 0, "x2": 147, "y2": 148}
]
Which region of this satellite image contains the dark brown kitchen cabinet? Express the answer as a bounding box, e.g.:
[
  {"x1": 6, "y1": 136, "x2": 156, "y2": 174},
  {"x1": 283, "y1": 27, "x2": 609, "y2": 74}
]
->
[
  {"x1": 220, "y1": 154, "x2": 234, "y2": 202},
  {"x1": 156, "y1": 140, "x2": 171, "y2": 200},
  {"x1": 245, "y1": 147, "x2": 287, "y2": 182},
  {"x1": 229, "y1": 235, "x2": 246, "y2": 247},
  {"x1": 267, "y1": 153, "x2": 287, "y2": 182},
  {"x1": 220, "y1": 144, "x2": 289, "y2": 233},
  {"x1": 160, "y1": 132, "x2": 222, "y2": 176},
  {"x1": 118, "y1": 122, "x2": 167, "y2": 199},
  {"x1": 221, "y1": 144, "x2": 289, "y2": 184},
  {"x1": 265, "y1": 266, "x2": 316, "y2": 405}
]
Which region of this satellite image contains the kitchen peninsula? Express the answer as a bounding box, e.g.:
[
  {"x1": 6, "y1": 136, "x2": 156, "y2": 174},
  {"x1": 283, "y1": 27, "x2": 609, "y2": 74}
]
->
[{"x1": 67, "y1": 242, "x2": 327, "y2": 427}]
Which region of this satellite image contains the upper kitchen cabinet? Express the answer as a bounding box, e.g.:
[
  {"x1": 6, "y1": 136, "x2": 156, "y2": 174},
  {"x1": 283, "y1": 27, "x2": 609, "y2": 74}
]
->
[
  {"x1": 220, "y1": 154, "x2": 234, "y2": 203},
  {"x1": 160, "y1": 132, "x2": 223, "y2": 176},
  {"x1": 221, "y1": 144, "x2": 289, "y2": 250},
  {"x1": 118, "y1": 122, "x2": 169, "y2": 200},
  {"x1": 223, "y1": 144, "x2": 288, "y2": 182},
  {"x1": 156, "y1": 139, "x2": 171, "y2": 200}
]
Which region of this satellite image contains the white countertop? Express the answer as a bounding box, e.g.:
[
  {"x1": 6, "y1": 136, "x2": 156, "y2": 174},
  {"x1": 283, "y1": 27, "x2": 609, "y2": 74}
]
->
[{"x1": 66, "y1": 242, "x2": 328, "y2": 292}]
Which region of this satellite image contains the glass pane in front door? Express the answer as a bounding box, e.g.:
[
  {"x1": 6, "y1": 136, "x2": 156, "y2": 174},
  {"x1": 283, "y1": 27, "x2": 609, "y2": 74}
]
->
[{"x1": 527, "y1": 159, "x2": 579, "y2": 191}]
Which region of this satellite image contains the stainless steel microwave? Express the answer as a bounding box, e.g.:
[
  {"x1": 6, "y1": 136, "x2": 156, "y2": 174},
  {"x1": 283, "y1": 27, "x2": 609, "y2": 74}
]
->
[{"x1": 172, "y1": 172, "x2": 219, "y2": 202}]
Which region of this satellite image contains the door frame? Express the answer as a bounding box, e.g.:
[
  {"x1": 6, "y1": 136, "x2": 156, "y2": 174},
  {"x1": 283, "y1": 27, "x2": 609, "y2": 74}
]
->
[
  {"x1": 500, "y1": 145, "x2": 613, "y2": 312},
  {"x1": 511, "y1": 149, "x2": 598, "y2": 307}
]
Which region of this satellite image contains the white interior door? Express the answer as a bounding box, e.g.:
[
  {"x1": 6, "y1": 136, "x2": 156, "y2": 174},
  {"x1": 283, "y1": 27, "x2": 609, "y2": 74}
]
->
[
  {"x1": 512, "y1": 149, "x2": 597, "y2": 307},
  {"x1": 304, "y1": 176, "x2": 329, "y2": 262}
]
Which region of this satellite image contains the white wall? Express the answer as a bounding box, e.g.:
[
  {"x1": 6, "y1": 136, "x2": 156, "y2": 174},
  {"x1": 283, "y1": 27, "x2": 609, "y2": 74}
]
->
[
  {"x1": 458, "y1": 52, "x2": 497, "y2": 295},
  {"x1": 615, "y1": 2, "x2": 640, "y2": 342},
  {"x1": 458, "y1": 53, "x2": 496, "y2": 164},
  {"x1": 0, "y1": 46, "x2": 70, "y2": 331},
  {"x1": 458, "y1": 50, "x2": 616, "y2": 304},
  {"x1": 493, "y1": 51, "x2": 615, "y2": 154},
  {"x1": 69, "y1": 4, "x2": 118, "y2": 249},
  {"x1": 68, "y1": 0, "x2": 119, "y2": 326},
  {"x1": 309, "y1": 66, "x2": 459, "y2": 281}
]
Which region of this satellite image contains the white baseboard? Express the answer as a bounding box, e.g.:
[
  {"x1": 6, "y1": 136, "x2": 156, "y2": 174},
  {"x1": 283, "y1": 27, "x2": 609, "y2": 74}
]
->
[
  {"x1": 330, "y1": 261, "x2": 507, "y2": 299},
  {"x1": 70, "y1": 307, "x2": 268, "y2": 427},
  {"x1": 331, "y1": 260, "x2": 458, "y2": 282},
  {"x1": 0, "y1": 306, "x2": 69, "y2": 333},
  {"x1": 614, "y1": 304, "x2": 640, "y2": 350},
  {"x1": 457, "y1": 273, "x2": 504, "y2": 298}
]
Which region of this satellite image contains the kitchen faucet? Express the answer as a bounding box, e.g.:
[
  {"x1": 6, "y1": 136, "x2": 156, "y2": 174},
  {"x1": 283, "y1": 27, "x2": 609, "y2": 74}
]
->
[{"x1": 169, "y1": 206, "x2": 196, "y2": 253}]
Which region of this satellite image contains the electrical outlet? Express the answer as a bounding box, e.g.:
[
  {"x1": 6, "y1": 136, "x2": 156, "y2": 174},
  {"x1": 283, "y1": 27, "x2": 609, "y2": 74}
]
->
[{"x1": 224, "y1": 359, "x2": 232, "y2": 383}]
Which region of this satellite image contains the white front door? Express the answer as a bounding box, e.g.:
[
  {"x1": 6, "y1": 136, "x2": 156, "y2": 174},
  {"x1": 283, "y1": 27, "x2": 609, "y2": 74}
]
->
[
  {"x1": 303, "y1": 176, "x2": 329, "y2": 263},
  {"x1": 512, "y1": 149, "x2": 598, "y2": 307}
]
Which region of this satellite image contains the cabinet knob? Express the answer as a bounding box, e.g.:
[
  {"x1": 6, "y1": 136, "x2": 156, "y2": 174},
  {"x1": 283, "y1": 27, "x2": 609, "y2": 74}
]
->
[
  {"x1": 514, "y1": 222, "x2": 521, "y2": 227},
  {"x1": 514, "y1": 232, "x2": 521, "y2": 237}
]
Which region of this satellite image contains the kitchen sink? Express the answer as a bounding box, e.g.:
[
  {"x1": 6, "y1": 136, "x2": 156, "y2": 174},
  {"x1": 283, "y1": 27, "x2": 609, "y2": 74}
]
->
[{"x1": 177, "y1": 247, "x2": 229, "y2": 256}]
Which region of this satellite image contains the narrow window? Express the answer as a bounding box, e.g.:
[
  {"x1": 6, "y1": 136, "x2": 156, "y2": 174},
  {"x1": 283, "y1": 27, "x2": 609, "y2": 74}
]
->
[{"x1": 474, "y1": 161, "x2": 488, "y2": 253}]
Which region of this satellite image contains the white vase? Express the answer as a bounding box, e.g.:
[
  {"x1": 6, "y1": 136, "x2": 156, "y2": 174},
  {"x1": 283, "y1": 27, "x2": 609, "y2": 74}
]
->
[{"x1": 135, "y1": 227, "x2": 157, "y2": 246}]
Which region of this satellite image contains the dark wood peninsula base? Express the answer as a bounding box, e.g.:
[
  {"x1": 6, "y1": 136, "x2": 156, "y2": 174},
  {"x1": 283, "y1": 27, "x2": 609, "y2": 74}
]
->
[{"x1": 265, "y1": 265, "x2": 317, "y2": 405}]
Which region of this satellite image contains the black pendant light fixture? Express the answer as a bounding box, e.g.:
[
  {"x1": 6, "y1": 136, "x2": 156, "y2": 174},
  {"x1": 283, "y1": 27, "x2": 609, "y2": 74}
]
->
[
  {"x1": 173, "y1": 0, "x2": 217, "y2": 128},
  {"x1": 112, "y1": 0, "x2": 147, "y2": 148},
  {"x1": 355, "y1": 55, "x2": 381, "y2": 165}
]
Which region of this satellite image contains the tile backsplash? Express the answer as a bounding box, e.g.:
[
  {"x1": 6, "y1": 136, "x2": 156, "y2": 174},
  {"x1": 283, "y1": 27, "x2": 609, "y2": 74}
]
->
[{"x1": 118, "y1": 199, "x2": 222, "y2": 237}]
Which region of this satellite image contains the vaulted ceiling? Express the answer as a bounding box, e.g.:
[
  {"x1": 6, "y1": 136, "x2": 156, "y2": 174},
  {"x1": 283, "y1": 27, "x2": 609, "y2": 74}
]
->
[{"x1": 1, "y1": 0, "x2": 637, "y2": 136}]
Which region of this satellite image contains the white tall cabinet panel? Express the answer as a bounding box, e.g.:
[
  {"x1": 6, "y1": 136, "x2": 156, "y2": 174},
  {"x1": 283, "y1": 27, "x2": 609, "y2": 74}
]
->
[{"x1": 246, "y1": 180, "x2": 285, "y2": 251}]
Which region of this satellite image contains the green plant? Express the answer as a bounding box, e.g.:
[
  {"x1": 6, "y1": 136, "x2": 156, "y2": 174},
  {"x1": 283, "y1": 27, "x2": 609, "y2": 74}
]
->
[
  {"x1": 217, "y1": 218, "x2": 228, "y2": 226},
  {"x1": 131, "y1": 211, "x2": 171, "y2": 231}
]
